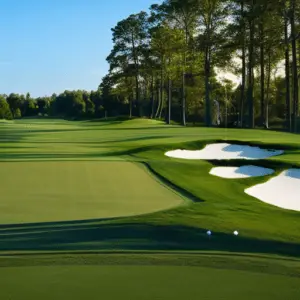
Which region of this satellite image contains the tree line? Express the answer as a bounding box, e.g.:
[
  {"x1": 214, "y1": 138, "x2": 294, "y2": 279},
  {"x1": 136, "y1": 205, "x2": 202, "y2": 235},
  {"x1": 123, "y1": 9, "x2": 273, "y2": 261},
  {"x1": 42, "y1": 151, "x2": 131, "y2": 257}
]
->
[
  {"x1": 0, "y1": 90, "x2": 105, "y2": 120},
  {"x1": 1, "y1": 0, "x2": 299, "y2": 132},
  {"x1": 103, "y1": 0, "x2": 300, "y2": 131}
]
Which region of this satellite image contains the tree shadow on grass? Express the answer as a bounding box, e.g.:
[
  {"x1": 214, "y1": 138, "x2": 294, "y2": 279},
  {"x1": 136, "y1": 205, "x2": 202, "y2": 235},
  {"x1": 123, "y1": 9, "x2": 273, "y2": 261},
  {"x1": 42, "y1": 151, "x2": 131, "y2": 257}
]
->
[
  {"x1": 0, "y1": 146, "x2": 155, "y2": 160},
  {"x1": 209, "y1": 159, "x2": 300, "y2": 170},
  {"x1": 94, "y1": 126, "x2": 182, "y2": 131},
  {"x1": 0, "y1": 132, "x2": 25, "y2": 143},
  {"x1": 15, "y1": 135, "x2": 172, "y2": 146},
  {"x1": 0, "y1": 220, "x2": 299, "y2": 258}
]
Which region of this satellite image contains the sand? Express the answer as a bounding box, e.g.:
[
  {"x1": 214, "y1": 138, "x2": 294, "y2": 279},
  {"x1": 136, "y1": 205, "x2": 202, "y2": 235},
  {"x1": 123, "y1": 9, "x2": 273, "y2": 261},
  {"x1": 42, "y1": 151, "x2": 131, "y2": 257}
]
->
[
  {"x1": 210, "y1": 165, "x2": 274, "y2": 179},
  {"x1": 165, "y1": 143, "x2": 283, "y2": 160},
  {"x1": 245, "y1": 169, "x2": 300, "y2": 211}
]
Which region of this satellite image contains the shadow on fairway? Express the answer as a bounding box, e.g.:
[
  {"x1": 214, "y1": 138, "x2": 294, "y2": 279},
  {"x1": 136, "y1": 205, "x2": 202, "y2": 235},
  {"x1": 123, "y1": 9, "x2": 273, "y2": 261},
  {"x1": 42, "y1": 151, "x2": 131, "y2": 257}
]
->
[
  {"x1": 17, "y1": 135, "x2": 172, "y2": 145},
  {"x1": 95, "y1": 126, "x2": 182, "y2": 131},
  {"x1": 0, "y1": 221, "x2": 300, "y2": 258},
  {"x1": 0, "y1": 132, "x2": 25, "y2": 143},
  {"x1": 0, "y1": 145, "x2": 157, "y2": 160}
]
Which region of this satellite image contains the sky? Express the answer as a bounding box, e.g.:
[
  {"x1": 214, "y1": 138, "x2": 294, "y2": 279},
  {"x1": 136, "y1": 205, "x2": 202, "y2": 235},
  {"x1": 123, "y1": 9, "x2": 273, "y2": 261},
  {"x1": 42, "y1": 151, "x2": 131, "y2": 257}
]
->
[{"x1": 0, "y1": 0, "x2": 160, "y2": 97}]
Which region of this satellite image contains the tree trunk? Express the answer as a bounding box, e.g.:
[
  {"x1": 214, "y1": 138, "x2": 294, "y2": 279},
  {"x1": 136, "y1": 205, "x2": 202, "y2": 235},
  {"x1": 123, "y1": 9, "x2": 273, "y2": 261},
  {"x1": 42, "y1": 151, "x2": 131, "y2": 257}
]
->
[
  {"x1": 182, "y1": 72, "x2": 186, "y2": 126},
  {"x1": 284, "y1": 15, "x2": 291, "y2": 131},
  {"x1": 167, "y1": 78, "x2": 172, "y2": 125},
  {"x1": 225, "y1": 86, "x2": 228, "y2": 128},
  {"x1": 182, "y1": 30, "x2": 188, "y2": 127},
  {"x1": 159, "y1": 65, "x2": 164, "y2": 119},
  {"x1": 240, "y1": 0, "x2": 246, "y2": 128},
  {"x1": 205, "y1": 44, "x2": 211, "y2": 127},
  {"x1": 129, "y1": 95, "x2": 132, "y2": 119},
  {"x1": 247, "y1": 0, "x2": 255, "y2": 129},
  {"x1": 155, "y1": 79, "x2": 161, "y2": 119},
  {"x1": 150, "y1": 75, "x2": 155, "y2": 119},
  {"x1": 266, "y1": 51, "x2": 271, "y2": 128},
  {"x1": 290, "y1": 0, "x2": 299, "y2": 133},
  {"x1": 260, "y1": 21, "x2": 265, "y2": 127},
  {"x1": 131, "y1": 33, "x2": 140, "y2": 111}
]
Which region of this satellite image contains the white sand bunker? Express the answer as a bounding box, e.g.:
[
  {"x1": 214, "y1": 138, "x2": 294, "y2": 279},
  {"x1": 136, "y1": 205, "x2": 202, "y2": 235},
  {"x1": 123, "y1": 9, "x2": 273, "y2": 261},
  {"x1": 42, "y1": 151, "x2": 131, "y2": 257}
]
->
[
  {"x1": 245, "y1": 169, "x2": 300, "y2": 211},
  {"x1": 210, "y1": 165, "x2": 274, "y2": 179},
  {"x1": 165, "y1": 143, "x2": 283, "y2": 160}
]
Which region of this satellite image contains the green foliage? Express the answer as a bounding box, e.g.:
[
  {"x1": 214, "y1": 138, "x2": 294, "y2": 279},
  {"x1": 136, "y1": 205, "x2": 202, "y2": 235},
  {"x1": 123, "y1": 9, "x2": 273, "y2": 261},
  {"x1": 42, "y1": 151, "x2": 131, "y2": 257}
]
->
[
  {"x1": 13, "y1": 107, "x2": 22, "y2": 119},
  {"x1": 3, "y1": 0, "x2": 299, "y2": 127},
  {"x1": 6, "y1": 93, "x2": 21, "y2": 116},
  {"x1": 26, "y1": 99, "x2": 38, "y2": 116},
  {"x1": 0, "y1": 96, "x2": 13, "y2": 119}
]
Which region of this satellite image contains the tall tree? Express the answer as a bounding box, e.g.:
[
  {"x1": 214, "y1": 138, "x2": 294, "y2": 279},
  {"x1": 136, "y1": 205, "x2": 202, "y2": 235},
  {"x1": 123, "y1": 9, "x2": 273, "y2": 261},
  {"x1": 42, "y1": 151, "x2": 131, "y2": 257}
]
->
[
  {"x1": 150, "y1": 22, "x2": 185, "y2": 121},
  {"x1": 152, "y1": 0, "x2": 200, "y2": 126},
  {"x1": 290, "y1": 0, "x2": 299, "y2": 132},
  {"x1": 107, "y1": 12, "x2": 149, "y2": 115},
  {"x1": 6, "y1": 93, "x2": 21, "y2": 118},
  {"x1": 246, "y1": 0, "x2": 256, "y2": 129},
  {"x1": 240, "y1": 0, "x2": 247, "y2": 128},
  {"x1": 281, "y1": 0, "x2": 292, "y2": 131},
  {"x1": 197, "y1": 0, "x2": 230, "y2": 127}
]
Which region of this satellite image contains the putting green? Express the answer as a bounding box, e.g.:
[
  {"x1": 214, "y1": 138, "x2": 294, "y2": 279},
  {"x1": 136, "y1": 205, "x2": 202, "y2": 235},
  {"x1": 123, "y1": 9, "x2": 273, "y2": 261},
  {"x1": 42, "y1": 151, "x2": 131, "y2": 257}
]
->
[
  {"x1": 1, "y1": 264, "x2": 299, "y2": 300},
  {"x1": 0, "y1": 161, "x2": 185, "y2": 224}
]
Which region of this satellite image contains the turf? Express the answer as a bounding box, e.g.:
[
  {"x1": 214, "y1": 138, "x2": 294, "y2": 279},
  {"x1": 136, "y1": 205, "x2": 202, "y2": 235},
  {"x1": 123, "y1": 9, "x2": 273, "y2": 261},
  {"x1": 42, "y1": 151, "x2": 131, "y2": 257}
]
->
[
  {"x1": 1, "y1": 119, "x2": 300, "y2": 247},
  {"x1": 0, "y1": 161, "x2": 184, "y2": 224},
  {"x1": 1, "y1": 118, "x2": 300, "y2": 299},
  {"x1": 1, "y1": 253, "x2": 300, "y2": 300},
  {"x1": 1, "y1": 265, "x2": 300, "y2": 300}
]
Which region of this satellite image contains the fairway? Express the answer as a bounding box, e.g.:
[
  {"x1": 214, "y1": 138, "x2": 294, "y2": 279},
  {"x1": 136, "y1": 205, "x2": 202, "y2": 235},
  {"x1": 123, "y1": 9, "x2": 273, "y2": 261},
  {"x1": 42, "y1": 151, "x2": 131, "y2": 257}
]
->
[
  {"x1": 0, "y1": 161, "x2": 184, "y2": 224},
  {"x1": 1, "y1": 263, "x2": 299, "y2": 300},
  {"x1": 1, "y1": 118, "x2": 300, "y2": 299}
]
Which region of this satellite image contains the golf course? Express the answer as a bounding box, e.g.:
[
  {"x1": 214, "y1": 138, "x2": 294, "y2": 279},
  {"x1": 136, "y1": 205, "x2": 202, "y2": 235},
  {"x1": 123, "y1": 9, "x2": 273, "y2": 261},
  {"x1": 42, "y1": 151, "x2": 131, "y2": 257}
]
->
[
  {"x1": 1, "y1": 118, "x2": 300, "y2": 299},
  {"x1": 1, "y1": 0, "x2": 300, "y2": 297}
]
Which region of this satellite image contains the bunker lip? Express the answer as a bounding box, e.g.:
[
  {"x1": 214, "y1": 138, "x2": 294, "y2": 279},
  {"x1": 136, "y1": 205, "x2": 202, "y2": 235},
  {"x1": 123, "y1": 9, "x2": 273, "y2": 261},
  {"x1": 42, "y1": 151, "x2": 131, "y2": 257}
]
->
[
  {"x1": 210, "y1": 165, "x2": 275, "y2": 179},
  {"x1": 245, "y1": 169, "x2": 300, "y2": 211},
  {"x1": 165, "y1": 143, "x2": 284, "y2": 160}
]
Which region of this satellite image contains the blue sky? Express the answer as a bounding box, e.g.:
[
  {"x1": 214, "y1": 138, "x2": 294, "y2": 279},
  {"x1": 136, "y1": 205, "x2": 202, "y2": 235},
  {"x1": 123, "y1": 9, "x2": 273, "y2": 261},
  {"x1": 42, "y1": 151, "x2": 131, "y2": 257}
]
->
[{"x1": 0, "y1": 0, "x2": 160, "y2": 97}]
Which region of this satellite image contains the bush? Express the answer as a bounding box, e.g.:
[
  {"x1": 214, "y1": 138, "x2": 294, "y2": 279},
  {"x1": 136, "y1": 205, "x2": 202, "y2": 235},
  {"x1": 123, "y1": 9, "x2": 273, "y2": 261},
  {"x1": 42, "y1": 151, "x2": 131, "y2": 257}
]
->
[
  {"x1": 13, "y1": 108, "x2": 22, "y2": 119},
  {"x1": 297, "y1": 118, "x2": 300, "y2": 133},
  {"x1": 0, "y1": 98, "x2": 13, "y2": 119},
  {"x1": 268, "y1": 117, "x2": 285, "y2": 128}
]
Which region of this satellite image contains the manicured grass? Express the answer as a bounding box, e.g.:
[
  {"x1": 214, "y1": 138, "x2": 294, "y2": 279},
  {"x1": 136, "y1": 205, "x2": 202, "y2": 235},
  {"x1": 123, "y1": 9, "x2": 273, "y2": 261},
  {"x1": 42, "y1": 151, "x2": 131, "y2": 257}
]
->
[
  {"x1": 1, "y1": 119, "x2": 300, "y2": 253},
  {"x1": 0, "y1": 161, "x2": 184, "y2": 224},
  {"x1": 1, "y1": 118, "x2": 300, "y2": 299},
  {"x1": 1, "y1": 253, "x2": 300, "y2": 300}
]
